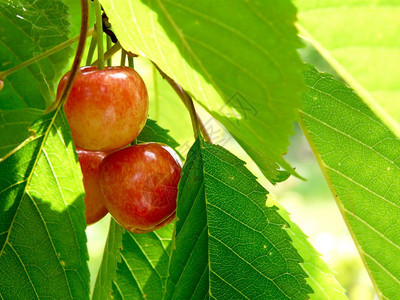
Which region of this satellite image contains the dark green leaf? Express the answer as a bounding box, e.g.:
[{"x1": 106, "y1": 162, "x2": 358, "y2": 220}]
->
[
  {"x1": 165, "y1": 138, "x2": 312, "y2": 299},
  {"x1": 299, "y1": 66, "x2": 400, "y2": 299},
  {"x1": 0, "y1": 108, "x2": 43, "y2": 158},
  {"x1": 137, "y1": 119, "x2": 179, "y2": 151},
  {"x1": 112, "y1": 225, "x2": 173, "y2": 300},
  {"x1": 101, "y1": 0, "x2": 305, "y2": 183},
  {"x1": 0, "y1": 108, "x2": 89, "y2": 299},
  {"x1": 0, "y1": 0, "x2": 72, "y2": 110}
]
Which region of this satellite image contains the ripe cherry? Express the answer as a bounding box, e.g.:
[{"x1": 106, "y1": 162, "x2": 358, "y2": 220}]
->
[
  {"x1": 58, "y1": 66, "x2": 148, "y2": 151},
  {"x1": 77, "y1": 148, "x2": 108, "y2": 225},
  {"x1": 99, "y1": 143, "x2": 182, "y2": 233}
]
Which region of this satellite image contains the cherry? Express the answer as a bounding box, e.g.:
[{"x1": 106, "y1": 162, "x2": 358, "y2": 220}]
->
[
  {"x1": 77, "y1": 148, "x2": 108, "y2": 225},
  {"x1": 58, "y1": 66, "x2": 148, "y2": 151},
  {"x1": 99, "y1": 143, "x2": 182, "y2": 233}
]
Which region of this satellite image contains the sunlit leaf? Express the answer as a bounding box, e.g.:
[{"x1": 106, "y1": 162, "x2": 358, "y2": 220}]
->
[
  {"x1": 299, "y1": 66, "x2": 400, "y2": 299},
  {"x1": 100, "y1": 0, "x2": 305, "y2": 183},
  {"x1": 295, "y1": 0, "x2": 400, "y2": 137}
]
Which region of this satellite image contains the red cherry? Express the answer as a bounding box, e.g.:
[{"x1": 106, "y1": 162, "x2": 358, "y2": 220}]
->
[
  {"x1": 58, "y1": 66, "x2": 148, "y2": 151},
  {"x1": 99, "y1": 143, "x2": 182, "y2": 233},
  {"x1": 77, "y1": 148, "x2": 108, "y2": 225}
]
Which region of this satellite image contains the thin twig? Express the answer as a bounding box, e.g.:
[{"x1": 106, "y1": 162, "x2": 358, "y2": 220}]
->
[
  {"x1": 86, "y1": 30, "x2": 98, "y2": 66},
  {"x1": 47, "y1": 0, "x2": 89, "y2": 112},
  {"x1": 152, "y1": 62, "x2": 212, "y2": 143}
]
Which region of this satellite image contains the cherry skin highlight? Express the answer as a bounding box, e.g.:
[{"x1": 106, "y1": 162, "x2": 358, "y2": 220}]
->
[
  {"x1": 58, "y1": 66, "x2": 149, "y2": 151},
  {"x1": 77, "y1": 148, "x2": 108, "y2": 225},
  {"x1": 99, "y1": 143, "x2": 182, "y2": 233}
]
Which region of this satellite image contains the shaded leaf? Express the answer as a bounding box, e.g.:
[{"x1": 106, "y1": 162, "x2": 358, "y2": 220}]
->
[
  {"x1": 0, "y1": 108, "x2": 89, "y2": 299},
  {"x1": 0, "y1": 0, "x2": 73, "y2": 110},
  {"x1": 165, "y1": 138, "x2": 312, "y2": 299},
  {"x1": 101, "y1": 0, "x2": 305, "y2": 183},
  {"x1": 299, "y1": 66, "x2": 400, "y2": 299}
]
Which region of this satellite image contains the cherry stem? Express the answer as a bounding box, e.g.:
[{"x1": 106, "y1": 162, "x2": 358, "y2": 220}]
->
[
  {"x1": 181, "y1": 88, "x2": 200, "y2": 139},
  {"x1": 86, "y1": 31, "x2": 98, "y2": 66},
  {"x1": 0, "y1": 28, "x2": 94, "y2": 81},
  {"x1": 128, "y1": 56, "x2": 134, "y2": 69},
  {"x1": 93, "y1": 0, "x2": 104, "y2": 70},
  {"x1": 47, "y1": 0, "x2": 89, "y2": 112},
  {"x1": 152, "y1": 65, "x2": 159, "y2": 118},
  {"x1": 120, "y1": 49, "x2": 127, "y2": 66},
  {"x1": 106, "y1": 36, "x2": 112, "y2": 66},
  {"x1": 152, "y1": 63, "x2": 212, "y2": 143},
  {"x1": 91, "y1": 42, "x2": 121, "y2": 67}
]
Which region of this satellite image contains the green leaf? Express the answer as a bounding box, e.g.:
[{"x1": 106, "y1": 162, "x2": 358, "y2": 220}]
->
[
  {"x1": 92, "y1": 219, "x2": 125, "y2": 300},
  {"x1": 137, "y1": 119, "x2": 180, "y2": 150},
  {"x1": 0, "y1": 0, "x2": 72, "y2": 110},
  {"x1": 294, "y1": 0, "x2": 400, "y2": 138},
  {"x1": 299, "y1": 66, "x2": 400, "y2": 299},
  {"x1": 112, "y1": 225, "x2": 174, "y2": 300},
  {"x1": 0, "y1": 108, "x2": 44, "y2": 158},
  {"x1": 100, "y1": 0, "x2": 305, "y2": 183},
  {"x1": 165, "y1": 138, "x2": 312, "y2": 299},
  {"x1": 0, "y1": 108, "x2": 89, "y2": 299},
  {"x1": 268, "y1": 197, "x2": 348, "y2": 300},
  {"x1": 93, "y1": 119, "x2": 179, "y2": 300}
]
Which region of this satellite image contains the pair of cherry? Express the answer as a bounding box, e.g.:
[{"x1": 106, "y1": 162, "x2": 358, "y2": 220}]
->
[{"x1": 58, "y1": 66, "x2": 182, "y2": 233}]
